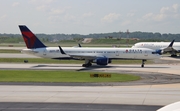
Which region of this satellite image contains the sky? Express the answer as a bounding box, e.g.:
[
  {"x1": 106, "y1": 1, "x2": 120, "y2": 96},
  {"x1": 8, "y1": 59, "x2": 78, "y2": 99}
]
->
[{"x1": 0, "y1": 0, "x2": 180, "y2": 35}]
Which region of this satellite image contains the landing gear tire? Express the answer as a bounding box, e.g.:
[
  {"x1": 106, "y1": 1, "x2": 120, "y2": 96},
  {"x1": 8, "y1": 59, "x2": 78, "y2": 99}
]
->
[
  {"x1": 141, "y1": 60, "x2": 146, "y2": 68},
  {"x1": 82, "y1": 63, "x2": 92, "y2": 67},
  {"x1": 171, "y1": 54, "x2": 177, "y2": 57}
]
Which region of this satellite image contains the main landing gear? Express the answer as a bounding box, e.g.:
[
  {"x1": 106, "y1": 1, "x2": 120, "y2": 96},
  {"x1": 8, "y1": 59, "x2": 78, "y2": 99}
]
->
[
  {"x1": 171, "y1": 54, "x2": 177, "y2": 57},
  {"x1": 141, "y1": 59, "x2": 146, "y2": 67},
  {"x1": 82, "y1": 63, "x2": 92, "y2": 67},
  {"x1": 82, "y1": 60, "x2": 92, "y2": 67}
]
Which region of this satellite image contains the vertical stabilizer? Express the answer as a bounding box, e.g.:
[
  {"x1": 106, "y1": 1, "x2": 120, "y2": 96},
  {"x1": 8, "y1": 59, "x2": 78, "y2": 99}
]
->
[{"x1": 19, "y1": 25, "x2": 46, "y2": 49}]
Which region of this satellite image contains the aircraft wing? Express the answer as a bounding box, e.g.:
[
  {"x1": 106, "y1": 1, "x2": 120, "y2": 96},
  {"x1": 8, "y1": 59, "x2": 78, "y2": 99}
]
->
[
  {"x1": 67, "y1": 54, "x2": 103, "y2": 60},
  {"x1": 162, "y1": 47, "x2": 177, "y2": 53},
  {"x1": 58, "y1": 46, "x2": 104, "y2": 60},
  {"x1": 160, "y1": 40, "x2": 178, "y2": 54}
]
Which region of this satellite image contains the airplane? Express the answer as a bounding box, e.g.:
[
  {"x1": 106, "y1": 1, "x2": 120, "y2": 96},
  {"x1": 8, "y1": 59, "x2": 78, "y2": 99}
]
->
[
  {"x1": 19, "y1": 25, "x2": 160, "y2": 67},
  {"x1": 132, "y1": 40, "x2": 180, "y2": 56},
  {"x1": 157, "y1": 101, "x2": 180, "y2": 111}
]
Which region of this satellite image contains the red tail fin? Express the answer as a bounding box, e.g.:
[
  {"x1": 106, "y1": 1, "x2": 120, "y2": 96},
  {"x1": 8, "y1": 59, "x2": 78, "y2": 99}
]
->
[{"x1": 19, "y1": 25, "x2": 46, "y2": 49}]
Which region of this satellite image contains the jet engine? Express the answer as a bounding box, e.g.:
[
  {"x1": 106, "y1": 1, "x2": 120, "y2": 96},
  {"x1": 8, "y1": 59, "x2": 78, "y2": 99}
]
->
[
  {"x1": 155, "y1": 49, "x2": 163, "y2": 55},
  {"x1": 94, "y1": 57, "x2": 109, "y2": 65}
]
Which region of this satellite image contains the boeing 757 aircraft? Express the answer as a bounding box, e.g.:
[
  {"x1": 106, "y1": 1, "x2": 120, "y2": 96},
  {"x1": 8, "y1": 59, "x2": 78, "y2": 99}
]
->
[
  {"x1": 132, "y1": 40, "x2": 180, "y2": 56},
  {"x1": 19, "y1": 25, "x2": 160, "y2": 67}
]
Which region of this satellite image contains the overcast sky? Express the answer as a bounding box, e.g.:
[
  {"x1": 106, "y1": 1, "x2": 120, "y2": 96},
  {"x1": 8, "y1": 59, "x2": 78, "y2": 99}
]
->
[{"x1": 0, "y1": 0, "x2": 180, "y2": 34}]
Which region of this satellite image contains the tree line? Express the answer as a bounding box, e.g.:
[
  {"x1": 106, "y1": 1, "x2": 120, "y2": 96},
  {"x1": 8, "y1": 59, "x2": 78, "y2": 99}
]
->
[{"x1": 0, "y1": 31, "x2": 179, "y2": 43}]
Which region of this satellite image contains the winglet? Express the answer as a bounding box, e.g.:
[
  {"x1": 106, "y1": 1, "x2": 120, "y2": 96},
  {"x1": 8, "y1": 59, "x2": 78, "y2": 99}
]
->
[
  {"x1": 78, "y1": 43, "x2": 82, "y2": 47},
  {"x1": 168, "y1": 39, "x2": 175, "y2": 47},
  {"x1": 58, "y1": 46, "x2": 66, "y2": 54}
]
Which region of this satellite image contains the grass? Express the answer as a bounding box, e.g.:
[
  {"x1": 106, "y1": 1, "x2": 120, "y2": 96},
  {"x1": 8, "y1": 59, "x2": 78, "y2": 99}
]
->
[
  {"x1": 0, "y1": 58, "x2": 153, "y2": 64},
  {"x1": 0, "y1": 49, "x2": 21, "y2": 53},
  {"x1": 0, "y1": 70, "x2": 140, "y2": 83}
]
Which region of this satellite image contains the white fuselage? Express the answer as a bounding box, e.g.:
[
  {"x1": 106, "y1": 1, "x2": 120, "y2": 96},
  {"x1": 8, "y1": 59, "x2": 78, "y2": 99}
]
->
[
  {"x1": 132, "y1": 42, "x2": 180, "y2": 51},
  {"x1": 22, "y1": 47, "x2": 160, "y2": 60}
]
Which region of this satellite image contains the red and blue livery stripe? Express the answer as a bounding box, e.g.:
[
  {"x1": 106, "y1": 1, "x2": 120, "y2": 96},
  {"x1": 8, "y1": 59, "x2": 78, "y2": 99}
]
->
[{"x1": 19, "y1": 25, "x2": 46, "y2": 49}]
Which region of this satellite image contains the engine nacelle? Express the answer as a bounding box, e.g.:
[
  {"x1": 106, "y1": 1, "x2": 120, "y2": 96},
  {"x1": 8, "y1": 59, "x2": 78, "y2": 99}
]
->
[
  {"x1": 95, "y1": 57, "x2": 109, "y2": 66},
  {"x1": 155, "y1": 50, "x2": 163, "y2": 55}
]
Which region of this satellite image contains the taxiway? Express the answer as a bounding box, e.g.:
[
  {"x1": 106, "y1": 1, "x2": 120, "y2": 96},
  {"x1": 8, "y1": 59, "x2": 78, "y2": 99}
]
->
[
  {"x1": 0, "y1": 63, "x2": 179, "y2": 75},
  {"x1": 0, "y1": 64, "x2": 180, "y2": 106},
  {"x1": 0, "y1": 53, "x2": 180, "y2": 110}
]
